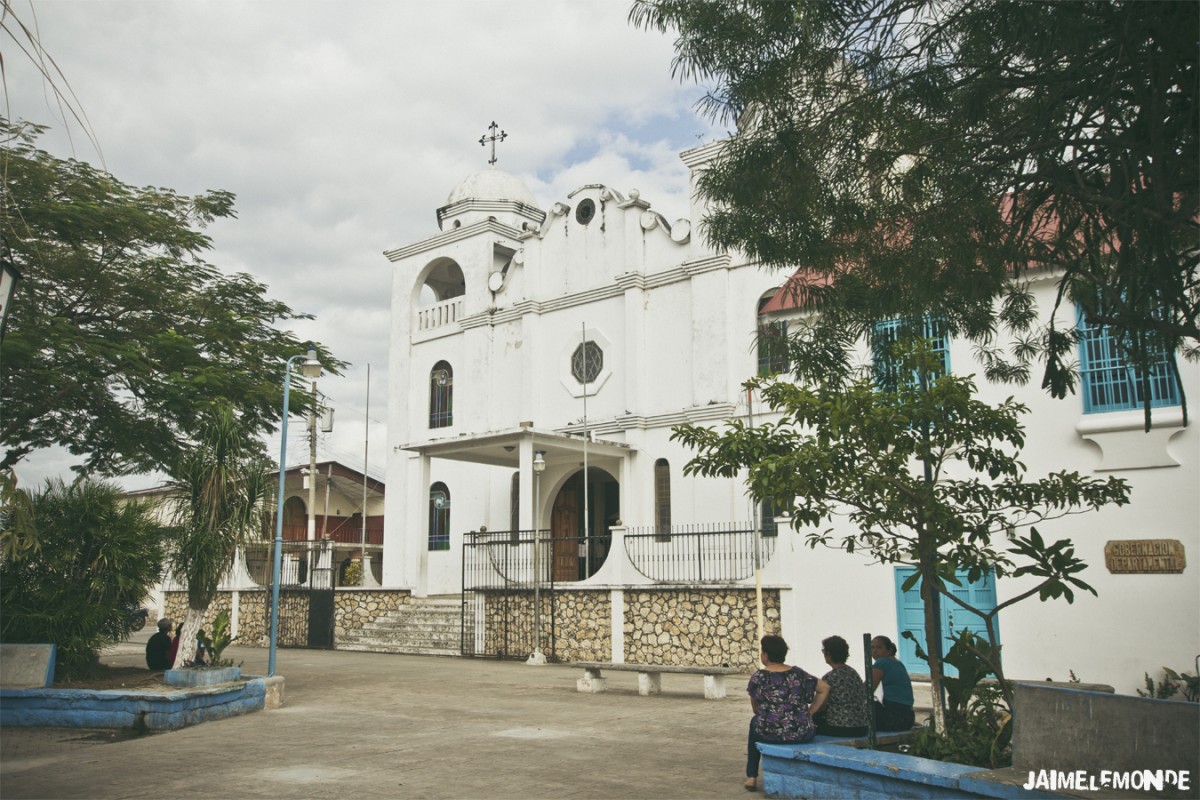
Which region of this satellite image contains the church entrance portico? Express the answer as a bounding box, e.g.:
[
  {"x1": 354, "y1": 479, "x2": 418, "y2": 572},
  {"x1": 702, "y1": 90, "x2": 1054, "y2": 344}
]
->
[{"x1": 399, "y1": 427, "x2": 632, "y2": 595}]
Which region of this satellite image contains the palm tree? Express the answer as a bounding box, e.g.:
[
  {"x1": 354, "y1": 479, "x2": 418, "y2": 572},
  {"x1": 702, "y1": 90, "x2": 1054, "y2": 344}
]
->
[
  {"x1": 0, "y1": 476, "x2": 169, "y2": 678},
  {"x1": 168, "y1": 405, "x2": 272, "y2": 667}
]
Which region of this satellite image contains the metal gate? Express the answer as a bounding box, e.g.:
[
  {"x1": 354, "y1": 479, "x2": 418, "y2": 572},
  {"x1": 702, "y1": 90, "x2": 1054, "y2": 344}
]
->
[
  {"x1": 256, "y1": 540, "x2": 336, "y2": 649},
  {"x1": 461, "y1": 529, "x2": 561, "y2": 659}
]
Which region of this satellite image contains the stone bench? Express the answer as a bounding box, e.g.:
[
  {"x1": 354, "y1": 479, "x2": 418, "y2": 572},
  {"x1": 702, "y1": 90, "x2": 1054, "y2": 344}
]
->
[
  {"x1": 574, "y1": 661, "x2": 744, "y2": 699},
  {"x1": 0, "y1": 644, "x2": 57, "y2": 689}
]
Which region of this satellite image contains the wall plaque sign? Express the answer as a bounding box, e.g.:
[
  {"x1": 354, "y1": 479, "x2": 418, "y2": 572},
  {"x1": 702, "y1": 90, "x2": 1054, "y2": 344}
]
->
[{"x1": 1104, "y1": 539, "x2": 1186, "y2": 574}]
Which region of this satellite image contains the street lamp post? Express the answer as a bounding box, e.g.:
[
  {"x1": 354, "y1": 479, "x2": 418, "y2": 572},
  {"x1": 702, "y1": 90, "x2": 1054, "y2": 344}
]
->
[
  {"x1": 268, "y1": 346, "x2": 322, "y2": 677},
  {"x1": 527, "y1": 449, "x2": 546, "y2": 666}
]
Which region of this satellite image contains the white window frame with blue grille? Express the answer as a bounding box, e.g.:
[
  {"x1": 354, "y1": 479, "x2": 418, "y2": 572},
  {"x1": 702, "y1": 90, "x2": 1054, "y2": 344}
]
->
[
  {"x1": 1076, "y1": 306, "x2": 1180, "y2": 414},
  {"x1": 893, "y1": 566, "x2": 1000, "y2": 677}
]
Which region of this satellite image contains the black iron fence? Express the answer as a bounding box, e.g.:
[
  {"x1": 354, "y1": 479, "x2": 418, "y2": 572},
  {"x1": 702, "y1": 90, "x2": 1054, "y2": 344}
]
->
[
  {"x1": 243, "y1": 541, "x2": 383, "y2": 588},
  {"x1": 623, "y1": 523, "x2": 776, "y2": 583},
  {"x1": 462, "y1": 529, "x2": 611, "y2": 590},
  {"x1": 462, "y1": 529, "x2": 613, "y2": 660}
]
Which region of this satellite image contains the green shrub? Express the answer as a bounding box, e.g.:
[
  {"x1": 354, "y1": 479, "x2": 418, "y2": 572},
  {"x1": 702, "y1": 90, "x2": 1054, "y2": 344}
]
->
[
  {"x1": 909, "y1": 683, "x2": 1012, "y2": 769},
  {"x1": 342, "y1": 561, "x2": 363, "y2": 586},
  {"x1": 905, "y1": 629, "x2": 1013, "y2": 769},
  {"x1": 197, "y1": 609, "x2": 238, "y2": 667},
  {"x1": 0, "y1": 478, "x2": 169, "y2": 679},
  {"x1": 1138, "y1": 667, "x2": 1199, "y2": 702}
]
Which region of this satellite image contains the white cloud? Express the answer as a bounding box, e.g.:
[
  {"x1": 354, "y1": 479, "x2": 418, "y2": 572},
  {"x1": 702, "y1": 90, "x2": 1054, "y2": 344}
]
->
[{"x1": 5, "y1": 0, "x2": 721, "y2": 488}]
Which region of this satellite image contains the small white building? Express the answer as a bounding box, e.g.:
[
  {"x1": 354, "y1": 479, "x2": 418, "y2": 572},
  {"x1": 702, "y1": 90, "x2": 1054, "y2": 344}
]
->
[{"x1": 382, "y1": 142, "x2": 1198, "y2": 692}]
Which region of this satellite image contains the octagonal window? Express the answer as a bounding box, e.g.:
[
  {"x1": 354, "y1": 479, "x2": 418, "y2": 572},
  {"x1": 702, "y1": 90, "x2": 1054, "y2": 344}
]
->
[{"x1": 571, "y1": 341, "x2": 603, "y2": 384}]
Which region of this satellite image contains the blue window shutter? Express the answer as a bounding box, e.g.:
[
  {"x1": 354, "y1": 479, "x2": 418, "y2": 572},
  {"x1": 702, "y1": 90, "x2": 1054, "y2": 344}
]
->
[
  {"x1": 894, "y1": 567, "x2": 927, "y2": 674},
  {"x1": 893, "y1": 567, "x2": 1001, "y2": 677}
]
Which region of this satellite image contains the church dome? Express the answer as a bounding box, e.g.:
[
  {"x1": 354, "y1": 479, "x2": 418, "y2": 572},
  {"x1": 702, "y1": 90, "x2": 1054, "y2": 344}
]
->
[{"x1": 446, "y1": 169, "x2": 538, "y2": 208}]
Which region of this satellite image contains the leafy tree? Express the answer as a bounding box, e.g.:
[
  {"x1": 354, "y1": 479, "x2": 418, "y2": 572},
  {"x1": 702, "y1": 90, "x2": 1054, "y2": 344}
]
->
[
  {"x1": 0, "y1": 118, "x2": 344, "y2": 475},
  {"x1": 0, "y1": 469, "x2": 37, "y2": 561},
  {"x1": 671, "y1": 343, "x2": 1130, "y2": 731},
  {"x1": 632, "y1": 0, "x2": 1198, "y2": 421},
  {"x1": 168, "y1": 404, "x2": 272, "y2": 667},
  {"x1": 0, "y1": 477, "x2": 170, "y2": 679}
]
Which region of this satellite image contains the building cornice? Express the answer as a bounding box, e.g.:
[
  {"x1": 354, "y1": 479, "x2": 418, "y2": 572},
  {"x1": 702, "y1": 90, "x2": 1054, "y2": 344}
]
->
[
  {"x1": 459, "y1": 254, "x2": 738, "y2": 329},
  {"x1": 383, "y1": 218, "x2": 525, "y2": 263}
]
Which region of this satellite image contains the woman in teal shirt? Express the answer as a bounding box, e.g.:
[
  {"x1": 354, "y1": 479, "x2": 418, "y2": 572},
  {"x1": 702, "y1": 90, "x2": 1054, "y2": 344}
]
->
[{"x1": 870, "y1": 635, "x2": 916, "y2": 731}]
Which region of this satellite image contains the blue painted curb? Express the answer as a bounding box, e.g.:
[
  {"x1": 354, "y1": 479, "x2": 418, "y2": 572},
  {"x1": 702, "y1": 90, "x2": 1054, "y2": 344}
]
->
[
  {"x1": 0, "y1": 675, "x2": 269, "y2": 731},
  {"x1": 759, "y1": 738, "x2": 1067, "y2": 799}
]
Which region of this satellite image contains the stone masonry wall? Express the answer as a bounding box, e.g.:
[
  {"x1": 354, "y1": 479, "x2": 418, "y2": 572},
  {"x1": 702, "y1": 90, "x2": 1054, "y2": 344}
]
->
[
  {"x1": 624, "y1": 588, "x2": 780, "y2": 669},
  {"x1": 476, "y1": 587, "x2": 780, "y2": 667},
  {"x1": 333, "y1": 589, "x2": 411, "y2": 639},
  {"x1": 167, "y1": 588, "x2": 411, "y2": 648},
  {"x1": 552, "y1": 590, "x2": 611, "y2": 662},
  {"x1": 165, "y1": 589, "x2": 273, "y2": 648},
  {"x1": 480, "y1": 590, "x2": 611, "y2": 662},
  {"x1": 165, "y1": 586, "x2": 779, "y2": 667}
]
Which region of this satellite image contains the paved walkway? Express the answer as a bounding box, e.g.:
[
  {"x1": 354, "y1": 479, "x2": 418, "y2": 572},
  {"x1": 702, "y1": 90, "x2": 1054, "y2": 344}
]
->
[{"x1": 1, "y1": 635, "x2": 757, "y2": 799}]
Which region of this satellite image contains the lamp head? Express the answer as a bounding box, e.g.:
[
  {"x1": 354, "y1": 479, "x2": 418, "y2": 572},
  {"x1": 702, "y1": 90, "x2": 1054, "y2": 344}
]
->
[
  {"x1": 533, "y1": 449, "x2": 546, "y2": 473},
  {"x1": 301, "y1": 347, "x2": 323, "y2": 379}
]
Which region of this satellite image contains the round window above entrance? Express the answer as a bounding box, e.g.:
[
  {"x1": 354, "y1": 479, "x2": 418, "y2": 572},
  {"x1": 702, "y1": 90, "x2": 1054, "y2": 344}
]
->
[
  {"x1": 571, "y1": 341, "x2": 603, "y2": 384},
  {"x1": 575, "y1": 198, "x2": 596, "y2": 225}
]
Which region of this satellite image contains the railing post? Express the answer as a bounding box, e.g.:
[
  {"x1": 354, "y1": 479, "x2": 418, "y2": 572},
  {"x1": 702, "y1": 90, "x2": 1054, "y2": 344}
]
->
[{"x1": 608, "y1": 525, "x2": 627, "y2": 584}]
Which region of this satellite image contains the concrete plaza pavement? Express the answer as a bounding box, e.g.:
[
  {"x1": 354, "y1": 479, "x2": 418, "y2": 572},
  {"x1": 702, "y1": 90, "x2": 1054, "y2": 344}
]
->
[{"x1": 1, "y1": 633, "x2": 759, "y2": 799}]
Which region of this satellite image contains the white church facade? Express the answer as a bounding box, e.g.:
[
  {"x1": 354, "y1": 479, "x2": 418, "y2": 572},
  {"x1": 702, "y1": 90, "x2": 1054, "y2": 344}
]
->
[{"x1": 382, "y1": 139, "x2": 1198, "y2": 693}]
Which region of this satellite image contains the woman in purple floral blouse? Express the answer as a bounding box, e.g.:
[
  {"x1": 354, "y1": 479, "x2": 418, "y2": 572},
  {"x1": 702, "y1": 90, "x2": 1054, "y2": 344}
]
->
[{"x1": 744, "y1": 635, "x2": 830, "y2": 791}]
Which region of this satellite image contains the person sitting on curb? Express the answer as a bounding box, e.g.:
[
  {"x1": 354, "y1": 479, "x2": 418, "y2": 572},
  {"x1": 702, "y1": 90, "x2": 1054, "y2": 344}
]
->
[
  {"x1": 145, "y1": 618, "x2": 173, "y2": 670},
  {"x1": 870, "y1": 635, "x2": 916, "y2": 731}
]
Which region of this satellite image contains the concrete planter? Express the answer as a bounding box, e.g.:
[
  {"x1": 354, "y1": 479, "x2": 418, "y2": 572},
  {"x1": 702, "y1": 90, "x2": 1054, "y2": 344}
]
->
[
  {"x1": 0, "y1": 674, "x2": 282, "y2": 731},
  {"x1": 759, "y1": 739, "x2": 1062, "y2": 800},
  {"x1": 164, "y1": 666, "x2": 240, "y2": 687}
]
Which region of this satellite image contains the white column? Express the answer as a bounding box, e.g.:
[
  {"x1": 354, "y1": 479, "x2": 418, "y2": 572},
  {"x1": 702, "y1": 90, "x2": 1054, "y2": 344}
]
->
[
  {"x1": 407, "y1": 453, "x2": 431, "y2": 596},
  {"x1": 518, "y1": 439, "x2": 534, "y2": 530},
  {"x1": 610, "y1": 588, "x2": 625, "y2": 664}
]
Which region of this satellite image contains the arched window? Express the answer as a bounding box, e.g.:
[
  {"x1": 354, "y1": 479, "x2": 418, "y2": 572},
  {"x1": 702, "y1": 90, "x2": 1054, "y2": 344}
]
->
[
  {"x1": 757, "y1": 289, "x2": 789, "y2": 376},
  {"x1": 428, "y1": 483, "x2": 451, "y2": 551},
  {"x1": 429, "y1": 361, "x2": 453, "y2": 428},
  {"x1": 760, "y1": 497, "x2": 783, "y2": 538},
  {"x1": 654, "y1": 459, "x2": 671, "y2": 540}
]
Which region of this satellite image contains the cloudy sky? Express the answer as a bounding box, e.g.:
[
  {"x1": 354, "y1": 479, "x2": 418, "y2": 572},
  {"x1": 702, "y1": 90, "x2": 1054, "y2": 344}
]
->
[{"x1": 4, "y1": 0, "x2": 724, "y2": 488}]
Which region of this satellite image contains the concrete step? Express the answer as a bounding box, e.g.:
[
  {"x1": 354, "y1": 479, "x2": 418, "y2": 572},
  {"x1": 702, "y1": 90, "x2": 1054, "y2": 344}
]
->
[
  {"x1": 337, "y1": 597, "x2": 466, "y2": 657},
  {"x1": 346, "y1": 637, "x2": 462, "y2": 652},
  {"x1": 343, "y1": 627, "x2": 463, "y2": 642},
  {"x1": 338, "y1": 641, "x2": 461, "y2": 657},
  {"x1": 366, "y1": 613, "x2": 460, "y2": 628}
]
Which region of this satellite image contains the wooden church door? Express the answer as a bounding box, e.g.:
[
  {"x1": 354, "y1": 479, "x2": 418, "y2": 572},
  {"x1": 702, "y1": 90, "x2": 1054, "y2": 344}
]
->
[{"x1": 551, "y1": 489, "x2": 579, "y2": 582}]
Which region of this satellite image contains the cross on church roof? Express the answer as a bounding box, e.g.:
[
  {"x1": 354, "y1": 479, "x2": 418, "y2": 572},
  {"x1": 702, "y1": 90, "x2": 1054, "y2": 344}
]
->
[{"x1": 479, "y1": 121, "x2": 508, "y2": 166}]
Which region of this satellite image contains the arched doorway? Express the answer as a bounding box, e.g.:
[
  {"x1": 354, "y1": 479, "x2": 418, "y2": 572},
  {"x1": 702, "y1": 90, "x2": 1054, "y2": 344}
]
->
[
  {"x1": 549, "y1": 467, "x2": 619, "y2": 582},
  {"x1": 283, "y1": 496, "x2": 306, "y2": 541}
]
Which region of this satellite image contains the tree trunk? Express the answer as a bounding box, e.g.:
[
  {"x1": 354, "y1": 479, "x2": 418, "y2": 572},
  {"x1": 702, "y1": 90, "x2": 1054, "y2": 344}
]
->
[
  {"x1": 983, "y1": 615, "x2": 1014, "y2": 710},
  {"x1": 920, "y1": 561, "x2": 948, "y2": 734},
  {"x1": 173, "y1": 608, "x2": 203, "y2": 668}
]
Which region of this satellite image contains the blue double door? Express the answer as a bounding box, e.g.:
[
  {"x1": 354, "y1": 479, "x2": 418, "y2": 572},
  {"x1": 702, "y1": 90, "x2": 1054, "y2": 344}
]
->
[{"x1": 893, "y1": 567, "x2": 1000, "y2": 677}]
